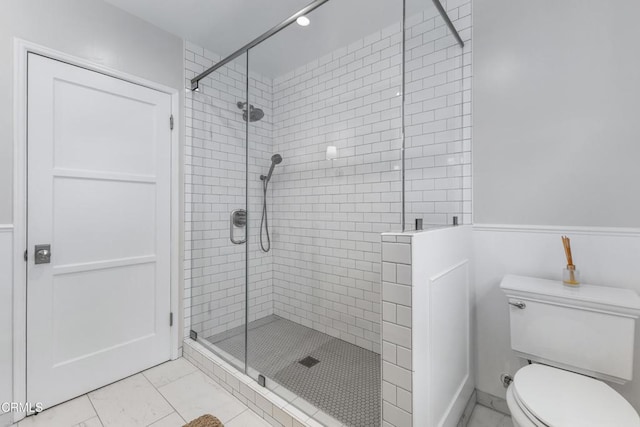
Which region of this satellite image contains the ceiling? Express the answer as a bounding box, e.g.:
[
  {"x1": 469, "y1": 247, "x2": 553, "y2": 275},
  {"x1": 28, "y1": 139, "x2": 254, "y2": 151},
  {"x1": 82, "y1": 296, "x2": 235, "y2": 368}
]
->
[{"x1": 104, "y1": 0, "x2": 440, "y2": 78}]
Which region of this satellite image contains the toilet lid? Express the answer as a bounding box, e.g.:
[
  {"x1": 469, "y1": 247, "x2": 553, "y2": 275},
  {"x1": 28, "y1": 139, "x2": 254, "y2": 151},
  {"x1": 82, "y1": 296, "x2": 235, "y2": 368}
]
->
[{"x1": 513, "y1": 364, "x2": 640, "y2": 427}]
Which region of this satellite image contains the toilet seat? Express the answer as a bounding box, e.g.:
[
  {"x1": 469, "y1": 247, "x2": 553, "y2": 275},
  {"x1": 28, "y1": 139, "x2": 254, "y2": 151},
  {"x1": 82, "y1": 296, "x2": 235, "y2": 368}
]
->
[
  {"x1": 506, "y1": 384, "x2": 545, "y2": 427},
  {"x1": 512, "y1": 364, "x2": 640, "y2": 427}
]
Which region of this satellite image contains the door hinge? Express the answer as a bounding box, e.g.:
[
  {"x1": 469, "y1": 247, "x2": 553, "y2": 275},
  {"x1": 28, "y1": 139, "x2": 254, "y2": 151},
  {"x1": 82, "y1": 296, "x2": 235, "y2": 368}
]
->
[
  {"x1": 24, "y1": 250, "x2": 28, "y2": 262},
  {"x1": 169, "y1": 115, "x2": 174, "y2": 130},
  {"x1": 169, "y1": 312, "x2": 173, "y2": 327}
]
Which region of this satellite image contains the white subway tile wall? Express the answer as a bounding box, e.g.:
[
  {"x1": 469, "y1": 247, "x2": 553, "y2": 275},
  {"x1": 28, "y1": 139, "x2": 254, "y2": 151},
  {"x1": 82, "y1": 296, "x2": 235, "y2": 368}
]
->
[
  {"x1": 269, "y1": 20, "x2": 404, "y2": 354},
  {"x1": 183, "y1": 0, "x2": 472, "y2": 356},
  {"x1": 184, "y1": 44, "x2": 274, "y2": 340},
  {"x1": 381, "y1": 234, "x2": 413, "y2": 427}
]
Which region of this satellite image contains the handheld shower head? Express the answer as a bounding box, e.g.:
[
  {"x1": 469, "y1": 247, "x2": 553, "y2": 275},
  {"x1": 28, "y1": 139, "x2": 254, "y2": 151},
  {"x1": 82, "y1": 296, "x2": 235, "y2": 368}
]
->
[
  {"x1": 262, "y1": 154, "x2": 283, "y2": 183},
  {"x1": 259, "y1": 155, "x2": 282, "y2": 253}
]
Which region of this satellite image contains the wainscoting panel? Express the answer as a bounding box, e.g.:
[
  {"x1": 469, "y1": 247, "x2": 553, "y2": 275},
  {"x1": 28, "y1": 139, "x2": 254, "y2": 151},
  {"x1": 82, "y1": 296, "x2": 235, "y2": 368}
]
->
[{"x1": 0, "y1": 225, "x2": 13, "y2": 425}]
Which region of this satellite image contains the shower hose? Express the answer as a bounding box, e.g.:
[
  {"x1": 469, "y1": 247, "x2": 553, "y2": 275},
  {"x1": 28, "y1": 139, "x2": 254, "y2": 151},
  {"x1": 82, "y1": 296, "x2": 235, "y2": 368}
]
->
[{"x1": 260, "y1": 179, "x2": 271, "y2": 252}]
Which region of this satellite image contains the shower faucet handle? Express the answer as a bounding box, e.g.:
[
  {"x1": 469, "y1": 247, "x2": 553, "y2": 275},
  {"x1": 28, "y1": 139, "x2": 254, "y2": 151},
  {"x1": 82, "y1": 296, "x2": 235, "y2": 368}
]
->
[{"x1": 230, "y1": 209, "x2": 247, "y2": 244}]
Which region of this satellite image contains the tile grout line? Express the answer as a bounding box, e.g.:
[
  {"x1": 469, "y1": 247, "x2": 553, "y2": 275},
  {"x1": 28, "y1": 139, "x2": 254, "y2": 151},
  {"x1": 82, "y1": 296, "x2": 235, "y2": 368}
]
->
[
  {"x1": 145, "y1": 411, "x2": 185, "y2": 427},
  {"x1": 223, "y1": 408, "x2": 252, "y2": 426},
  {"x1": 142, "y1": 371, "x2": 188, "y2": 425},
  {"x1": 148, "y1": 361, "x2": 258, "y2": 426},
  {"x1": 85, "y1": 393, "x2": 104, "y2": 427}
]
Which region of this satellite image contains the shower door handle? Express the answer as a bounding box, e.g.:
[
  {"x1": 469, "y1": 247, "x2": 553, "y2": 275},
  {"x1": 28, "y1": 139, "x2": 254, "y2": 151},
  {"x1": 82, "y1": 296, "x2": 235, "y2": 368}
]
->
[{"x1": 230, "y1": 209, "x2": 247, "y2": 244}]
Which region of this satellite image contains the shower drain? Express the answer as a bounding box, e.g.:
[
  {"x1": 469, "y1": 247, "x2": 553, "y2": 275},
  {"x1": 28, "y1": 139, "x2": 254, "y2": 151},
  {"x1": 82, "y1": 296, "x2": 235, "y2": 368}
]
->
[{"x1": 298, "y1": 356, "x2": 320, "y2": 368}]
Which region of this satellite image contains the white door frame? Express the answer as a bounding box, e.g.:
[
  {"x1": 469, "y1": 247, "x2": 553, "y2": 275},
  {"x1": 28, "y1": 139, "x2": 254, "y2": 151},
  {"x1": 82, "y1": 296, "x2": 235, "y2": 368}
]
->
[{"x1": 12, "y1": 38, "x2": 181, "y2": 423}]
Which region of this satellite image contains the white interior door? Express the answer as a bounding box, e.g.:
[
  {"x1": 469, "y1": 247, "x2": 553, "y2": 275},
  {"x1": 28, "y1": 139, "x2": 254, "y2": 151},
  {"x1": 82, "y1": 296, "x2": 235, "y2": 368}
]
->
[{"x1": 26, "y1": 53, "x2": 173, "y2": 409}]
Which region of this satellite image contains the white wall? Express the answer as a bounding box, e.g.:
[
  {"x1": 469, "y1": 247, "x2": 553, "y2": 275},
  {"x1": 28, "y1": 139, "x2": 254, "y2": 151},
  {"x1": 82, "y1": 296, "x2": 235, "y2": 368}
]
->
[
  {"x1": 473, "y1": 0, "x2": 640, "y2": 227},
  {"x1": 474, "y1": 227, "x2": 640, "y2": 412},
  {"x1": 473, "y1": 0, "x2": 640, "y2": 413},
  {"x1": 0, "y1": 2, "x2": 183, "y2": 425},
  {"x1": 1, "y1": 0, "x2": 184, "y2": 224}
]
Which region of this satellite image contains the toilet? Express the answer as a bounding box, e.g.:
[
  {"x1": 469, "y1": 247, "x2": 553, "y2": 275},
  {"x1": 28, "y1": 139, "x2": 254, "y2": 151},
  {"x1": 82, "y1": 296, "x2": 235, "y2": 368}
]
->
[{"x1": 500, "y1": 275, "x2": 640, "y2": 427}]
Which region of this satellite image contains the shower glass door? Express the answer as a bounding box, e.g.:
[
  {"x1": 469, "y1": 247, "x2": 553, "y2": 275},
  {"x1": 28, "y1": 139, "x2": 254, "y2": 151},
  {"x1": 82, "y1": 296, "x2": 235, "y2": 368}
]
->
[
  {"x1": 186, "y1": 52, "x2": 248, "y2": 372},
  {"x1": 186, "y1": 0, "x2": 468, "y2": 425},
  {"x1": 245, "y1": 1, "x2": 403, "y2": 425}
]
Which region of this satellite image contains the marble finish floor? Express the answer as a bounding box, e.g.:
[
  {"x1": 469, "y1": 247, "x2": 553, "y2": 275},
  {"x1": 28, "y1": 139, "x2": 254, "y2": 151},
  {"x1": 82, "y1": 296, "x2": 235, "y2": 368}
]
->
[
  {"x1": 6, "y1": 355, "x2": 510, "y2": 427},
  {"x1": 11, "y1": 358, "x2": 270, "y2": 427},
  {"x1": 468, "y1": 404, "x2": 512, "y2": 427}
]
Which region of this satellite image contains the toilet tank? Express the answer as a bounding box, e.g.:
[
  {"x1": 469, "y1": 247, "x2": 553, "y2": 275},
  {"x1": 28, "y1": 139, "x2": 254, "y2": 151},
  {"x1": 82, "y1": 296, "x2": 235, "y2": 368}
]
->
[{"x1": 500, "y1": 275, "x2": 640, "y2": 384}]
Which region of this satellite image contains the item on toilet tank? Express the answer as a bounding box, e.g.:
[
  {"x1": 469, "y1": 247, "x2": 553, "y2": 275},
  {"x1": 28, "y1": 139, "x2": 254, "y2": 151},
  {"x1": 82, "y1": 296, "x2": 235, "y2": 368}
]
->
[
  {"x1": 561, "y1": 236, "x2": 579, "y2": 285},
  {"x1": 563, "y1": 266, "x2": 580, "y2": 286},
  {"x1": 415, "y1": 218, "x2": 423, "y2": 230}
]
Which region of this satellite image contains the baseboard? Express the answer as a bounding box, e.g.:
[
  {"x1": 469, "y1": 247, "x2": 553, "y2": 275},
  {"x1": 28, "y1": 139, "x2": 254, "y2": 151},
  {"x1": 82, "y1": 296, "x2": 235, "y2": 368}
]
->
[
  {"x1": 457, "y1": 389, "x2": 477, "y2": 427},
  {"x1": 476, "y1": 390, "x2": 510, "y2": 416}
]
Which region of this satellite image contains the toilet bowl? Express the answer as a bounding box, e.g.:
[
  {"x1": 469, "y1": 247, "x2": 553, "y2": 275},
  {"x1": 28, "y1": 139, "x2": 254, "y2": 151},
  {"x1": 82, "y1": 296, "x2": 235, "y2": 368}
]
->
[{"x1": 505, "y1": 364, "x2": 640, "y2": 427}]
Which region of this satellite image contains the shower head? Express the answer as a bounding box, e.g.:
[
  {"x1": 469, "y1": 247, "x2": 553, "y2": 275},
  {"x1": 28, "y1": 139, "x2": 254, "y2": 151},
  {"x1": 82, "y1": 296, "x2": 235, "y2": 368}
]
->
[
  {"x1": 262, "y1": 153, "x2": 283, "y2": 184},
  {"x1": 236, "y1": 101, "x2": 264, "y2": 122}
]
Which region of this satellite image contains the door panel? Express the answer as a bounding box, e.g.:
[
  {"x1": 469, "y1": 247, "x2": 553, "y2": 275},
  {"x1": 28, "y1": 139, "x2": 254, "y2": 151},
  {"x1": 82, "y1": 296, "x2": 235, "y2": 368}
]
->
[
  {"x1": 27, "y1": 53, "x2": 172, "y2": 409},
  {"x1": 53, "y1": 79, "x2": 158, "y2": 175},
  {"x1": 51, "y1": 263, "x2": 157, "y2": 365},
  {"x1": 53, "y1": 178, "x2": 156, "y2": 265}
]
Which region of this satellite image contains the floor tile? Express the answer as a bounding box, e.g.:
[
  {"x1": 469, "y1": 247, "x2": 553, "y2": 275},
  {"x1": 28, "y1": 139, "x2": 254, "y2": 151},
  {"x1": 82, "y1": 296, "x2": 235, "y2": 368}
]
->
[
  {"x1": 18, "y1": 395, "x2": 96, "y2": 427},
  {"x1": 158, "y1": 371, "x2": 246, "y2": 424},
  {"x1": 498, "y1": 416, "x2": 514, "y2": 427},
  {"x1": 226, "y1": 410, "x2": 272, "y2": 427},
  {"x1": 468, "y1": 405, "x2": 512, "y2": 427},
  {"x1": 143, "y1": 358, "x2": 198, "y2": 388},
  {"x1": 71, "y1": 416, "x2": 103, "y2": 427},
  {"x1": 147, "y1": 412, "x2": 186, "y2": 427},
  {"x1": 88, "y1": 374, "x2": 173, "y2": 427}
]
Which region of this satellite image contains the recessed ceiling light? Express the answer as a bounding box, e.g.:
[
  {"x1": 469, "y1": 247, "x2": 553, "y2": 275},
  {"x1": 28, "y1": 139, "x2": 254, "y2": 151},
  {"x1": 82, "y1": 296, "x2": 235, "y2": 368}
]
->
[{"x1": 296, "y1": 16, "x2": 310, "y2": 26}]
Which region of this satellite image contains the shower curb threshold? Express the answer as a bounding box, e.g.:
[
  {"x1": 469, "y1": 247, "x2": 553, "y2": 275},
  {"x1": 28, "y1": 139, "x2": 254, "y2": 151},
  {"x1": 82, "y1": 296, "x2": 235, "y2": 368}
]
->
[{"x1": 183, "y1": 339, "x2": 345, "y2": 427}]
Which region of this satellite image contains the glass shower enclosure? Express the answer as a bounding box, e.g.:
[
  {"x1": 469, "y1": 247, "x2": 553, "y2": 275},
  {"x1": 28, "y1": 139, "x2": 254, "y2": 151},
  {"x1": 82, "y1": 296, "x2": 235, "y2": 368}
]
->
[{"x1": 185, "y1": 0, "x2": 469, "y2": 425}]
